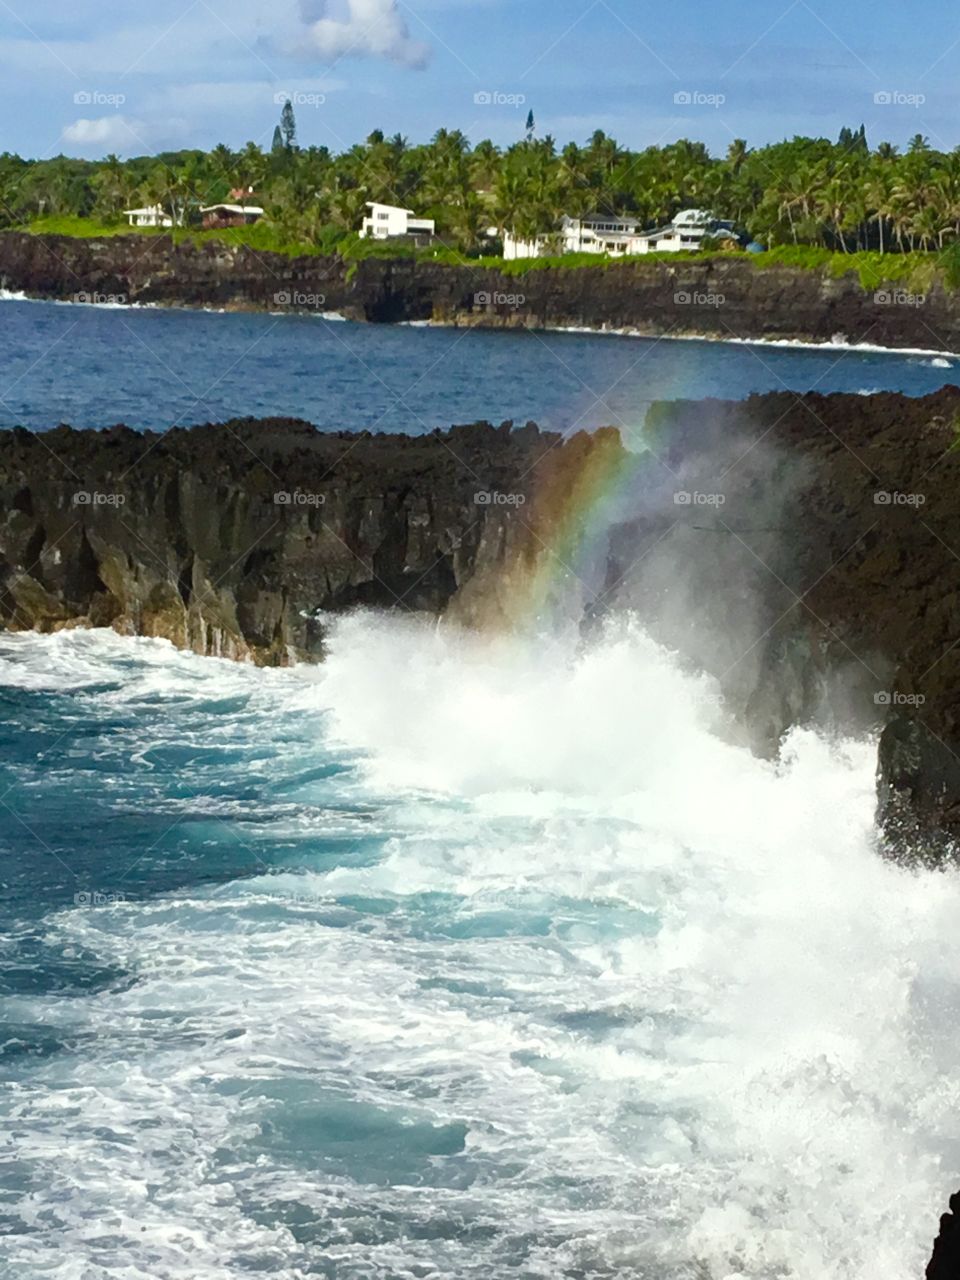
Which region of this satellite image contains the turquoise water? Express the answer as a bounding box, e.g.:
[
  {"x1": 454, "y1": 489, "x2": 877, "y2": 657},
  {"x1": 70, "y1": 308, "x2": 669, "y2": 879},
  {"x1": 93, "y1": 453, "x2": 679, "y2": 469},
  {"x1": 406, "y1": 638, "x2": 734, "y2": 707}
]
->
[
  {"x1": 2, "y1": 618, "x2": 959, "y2": 1279},
  {"x1": 0, "y1": 294, "x2": 956, "y2": 432},
  {"x1": 2, "y1": 298, "x2": 960, "y2": 1277}
]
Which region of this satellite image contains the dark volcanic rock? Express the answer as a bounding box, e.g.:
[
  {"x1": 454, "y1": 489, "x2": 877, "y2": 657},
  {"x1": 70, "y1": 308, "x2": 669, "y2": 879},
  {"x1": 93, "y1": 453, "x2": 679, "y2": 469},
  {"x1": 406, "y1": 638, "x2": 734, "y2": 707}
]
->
[
  {"x1": 580, "y1": 387, "x2": 960, "y2": 855},
  {"x1": 0, "y1": 416, "x2": 622, "y2": 663},
  {"x1": 6, "y1": 389, "x2": 960, "y2": 851},
  {"x1": 3, "y1": 231, "x2": 960, "y2": 349},
  {"x1": 928, "y1": 1192, "x2": 960, "y2": 1279}
]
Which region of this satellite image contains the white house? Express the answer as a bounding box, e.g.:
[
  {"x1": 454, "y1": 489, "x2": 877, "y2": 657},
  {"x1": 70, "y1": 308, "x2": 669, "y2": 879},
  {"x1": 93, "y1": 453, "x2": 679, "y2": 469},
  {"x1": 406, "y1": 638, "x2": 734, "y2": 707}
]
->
[
  {"x1": 562, "y1": 213, "x2": 647, "y2": 254},
  {"x1": 502, "y1": 209, "x2": 741, "y2": 260},
  {"x1": 503, "y1": 214, "x2": 643, "y2": 260},
  {"x1": 123, "y1": 205, "x2": 173, "y2": 228},
  {"x1": 359, "y1": 202, "x2": 436, "y2": 241},
  {"x1": 501, "y1": 231, "x2": 546, "y2": 259},
  {"x1": 200, "y1": 203, "x2": 265, "y2": 229},
  {"x1": 633, "y1": 208, "x2": 740, "y2": 254}
]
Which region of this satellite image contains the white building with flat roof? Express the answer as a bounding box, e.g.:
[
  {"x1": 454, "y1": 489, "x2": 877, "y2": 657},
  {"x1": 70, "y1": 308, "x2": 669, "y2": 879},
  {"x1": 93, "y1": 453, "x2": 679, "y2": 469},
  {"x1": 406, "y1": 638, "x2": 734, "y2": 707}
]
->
[
  {"x1": 360, "y1": 202, "x2": 436, "y2": 240},
  {"x1": 200, "y1": 203, "x2": 265, "y2": 228},
  {"x1": 503, "y1": 209, "x2": 740, "y2": 260},
  {"x1": 503, "y1": 214, "x2": 645, "y2": 260},
  {"x1": 563, "y1": 213, "x2": 646, "y2": 254},
  {"x1": 123, "y1": 205, "x2": 173, "y2": 228}
]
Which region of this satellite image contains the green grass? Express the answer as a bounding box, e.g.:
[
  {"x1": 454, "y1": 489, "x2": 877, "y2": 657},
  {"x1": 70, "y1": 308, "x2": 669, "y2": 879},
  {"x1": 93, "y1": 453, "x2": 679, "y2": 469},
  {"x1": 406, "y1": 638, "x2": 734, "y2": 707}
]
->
[
  {"x1": 338, "y1": 234, "x2": 494, "y2": 267},
  {"x1": 22, "y1": 214, "x2": 326, "y2": 257},
  {"x1": 485, "y1": 242, "x2": 954, "y2": 293},
  {"x1": 25, "y1": 214, "x2": 156, "y2": 238},
  {"x1": 752, "y1": 244, "x2": 944, "y2": 293},
  {"x1": 171, "y1": 222, "x2": 325, "y2": 256}
]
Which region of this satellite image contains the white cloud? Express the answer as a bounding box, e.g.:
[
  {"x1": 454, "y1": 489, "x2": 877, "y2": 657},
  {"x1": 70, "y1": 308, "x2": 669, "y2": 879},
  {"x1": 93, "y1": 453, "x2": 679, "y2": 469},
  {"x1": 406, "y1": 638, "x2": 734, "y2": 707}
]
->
[
  {"x1": 62, "y1": 115, "x2": 146, "y2": 147},
  {"x1": 296, "y1": 0, "x2": 430, "y2": 68},
  {"x1": 60, "y1": 114, "x2": 191, "y2": 155}
]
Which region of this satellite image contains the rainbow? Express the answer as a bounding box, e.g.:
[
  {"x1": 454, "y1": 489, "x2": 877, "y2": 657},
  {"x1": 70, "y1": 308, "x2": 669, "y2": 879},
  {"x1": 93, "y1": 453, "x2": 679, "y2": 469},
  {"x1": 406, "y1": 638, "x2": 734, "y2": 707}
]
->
[{"x1": 507, "y1": 426, "x2": 648, "y2": 631}]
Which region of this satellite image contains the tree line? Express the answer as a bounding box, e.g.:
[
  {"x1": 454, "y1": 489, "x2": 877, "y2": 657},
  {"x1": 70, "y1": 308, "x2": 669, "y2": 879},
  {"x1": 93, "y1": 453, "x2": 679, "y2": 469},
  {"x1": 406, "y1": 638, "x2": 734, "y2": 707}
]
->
[{"x1": 2, "y1": 117, "x2": 960, "y2": 256}]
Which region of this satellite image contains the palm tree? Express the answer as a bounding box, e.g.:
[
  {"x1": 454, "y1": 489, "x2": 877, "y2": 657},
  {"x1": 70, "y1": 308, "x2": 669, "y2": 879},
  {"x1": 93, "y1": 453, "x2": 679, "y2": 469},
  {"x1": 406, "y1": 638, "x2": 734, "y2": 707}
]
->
[
  {"x1": 209, "y1": 143, "x2": 235, "y2": 185},
  {"x1": 141, "y1": 165, "x2": 176, "y2": 225},
  {"x1": 726, "y1": 139, "x2": 749, "y2": 174},
  {"x1": 328, "y1": 177, "x2": 367, "y2": 233},
  {"x1": 866, "y1": 164, "x2": 894, "y2": 253},
  {"x1": 234, "y1": 142, "x2": 266, "y2": 196},
  {"x1": 92, "y1": 154, "x2": 134, "y2": 220},
  {"x1": 818, "y1": 174, "x2": 853, "y2": 251},
  {"x1": 470, "y1": 139, "x2": 500, "y2": 192},
  {"x1": 423, "y1": 130, "x2": 471, "y2": 210},
  {"x1": 170, "y1": 157, "x2": 205, "y2": 225},
  {"x1": 492, "y1": 165, "x2": 520, "y2": 235}
]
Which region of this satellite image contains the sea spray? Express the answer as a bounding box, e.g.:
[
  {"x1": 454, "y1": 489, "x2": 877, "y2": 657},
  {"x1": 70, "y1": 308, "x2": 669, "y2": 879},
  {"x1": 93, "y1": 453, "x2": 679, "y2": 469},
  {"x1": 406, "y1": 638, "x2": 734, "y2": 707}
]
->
[{"x1": 0, "y1": 621, "x2": 957, "y2": 1278}]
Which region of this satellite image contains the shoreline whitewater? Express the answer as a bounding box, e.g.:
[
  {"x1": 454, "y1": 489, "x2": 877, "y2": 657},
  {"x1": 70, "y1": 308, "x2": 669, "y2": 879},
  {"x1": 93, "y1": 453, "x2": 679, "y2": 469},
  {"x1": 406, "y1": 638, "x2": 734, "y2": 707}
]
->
[
  {"x1": 6, "y1": 390, "x2": 960, "y2": 851},
  {"x1": 2, "y1": 287, "x2": 956, "y2": 364}
]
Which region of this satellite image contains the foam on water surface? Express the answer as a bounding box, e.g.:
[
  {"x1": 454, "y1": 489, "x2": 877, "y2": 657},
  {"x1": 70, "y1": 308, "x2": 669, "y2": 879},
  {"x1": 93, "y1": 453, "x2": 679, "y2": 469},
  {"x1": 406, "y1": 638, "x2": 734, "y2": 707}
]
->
[{"x1": 1, "y1": 621, "x2": 958, "y2": 1279}]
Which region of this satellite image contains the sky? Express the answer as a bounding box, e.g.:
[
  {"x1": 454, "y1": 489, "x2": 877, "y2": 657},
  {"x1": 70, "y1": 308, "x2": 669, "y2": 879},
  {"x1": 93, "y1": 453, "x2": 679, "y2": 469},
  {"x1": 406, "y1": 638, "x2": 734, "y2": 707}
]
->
[{"x1": 4, "y1": 0, "x2": 960, "y2": 160}]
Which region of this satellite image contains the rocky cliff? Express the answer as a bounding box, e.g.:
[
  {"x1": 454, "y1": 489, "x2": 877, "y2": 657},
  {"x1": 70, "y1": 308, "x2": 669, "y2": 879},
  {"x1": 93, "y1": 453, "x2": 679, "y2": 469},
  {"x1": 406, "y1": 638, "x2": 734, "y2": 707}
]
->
[
  {"x1": 5, "y1": 396, "x2": 960, "y2": 1267},
  {"x1": 0, "y1": 416, "x2": 622, "y2": 663},
  {"x1": 4, "y1": 390, "x2": 960, "y2": 855},
  {"x1": 591, "y1": 386, "x2": 960, "y2": 856},
  {"x1": 927, "y1": 1192, "x2": 960, "y2": 1279},
  {"x1": 1, "y1": 231, "x2": 959, "y2": 350}
]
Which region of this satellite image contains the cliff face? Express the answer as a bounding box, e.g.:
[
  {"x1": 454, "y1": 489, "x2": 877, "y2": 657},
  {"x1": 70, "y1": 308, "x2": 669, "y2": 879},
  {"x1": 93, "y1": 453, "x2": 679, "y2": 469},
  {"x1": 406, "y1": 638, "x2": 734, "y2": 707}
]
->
[
  {"x1": 927, "y1": 1192, "x2": 960, "y2": 1278},
  {"x1": 0, "y1": 417, "x2": 622, "y2": 663},
  {"x1": 5, "y1": 392, "x2": 960, "y2": 852},
  {"x1": 1, "y1": 231, "x2": 959, "y2": 350},
  {"x1": 592, "y1": 387, "x2": 960, "y2": 856}
]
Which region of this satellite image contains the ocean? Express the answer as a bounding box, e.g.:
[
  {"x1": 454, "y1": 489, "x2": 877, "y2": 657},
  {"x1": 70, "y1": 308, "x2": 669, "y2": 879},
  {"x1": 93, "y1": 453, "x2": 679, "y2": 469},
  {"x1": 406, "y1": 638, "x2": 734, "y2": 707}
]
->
[
  {"x1": 0, "y1": 294, "x2": 955, "y2": 433},
  {"x1": 1, "y1": 299, "x2": 959, "y2": 1279}
]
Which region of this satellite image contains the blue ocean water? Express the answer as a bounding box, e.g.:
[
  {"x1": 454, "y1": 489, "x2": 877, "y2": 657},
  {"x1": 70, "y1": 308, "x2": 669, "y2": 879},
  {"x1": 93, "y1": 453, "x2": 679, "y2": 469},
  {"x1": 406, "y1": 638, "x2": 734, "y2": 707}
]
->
[
  {"x1": 2, "y1": 618, "x2": 959, "y2": 1280},
  {"x1": 2, "y1": 299, "x2": 960, "y2": 1279},
  {"x1": 0, "y1": 294, "x2": 956, "y2": 433}
]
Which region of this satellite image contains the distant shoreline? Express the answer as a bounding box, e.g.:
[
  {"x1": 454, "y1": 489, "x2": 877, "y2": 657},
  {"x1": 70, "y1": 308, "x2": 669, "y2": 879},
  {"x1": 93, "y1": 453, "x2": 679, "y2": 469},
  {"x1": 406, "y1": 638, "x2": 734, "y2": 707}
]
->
[
  {"x1": 4, "y1": 285, "x2": 957, "y2": 364},
  {"x1": 3, "y1": 230, "x2": 960, "y2": 353}
]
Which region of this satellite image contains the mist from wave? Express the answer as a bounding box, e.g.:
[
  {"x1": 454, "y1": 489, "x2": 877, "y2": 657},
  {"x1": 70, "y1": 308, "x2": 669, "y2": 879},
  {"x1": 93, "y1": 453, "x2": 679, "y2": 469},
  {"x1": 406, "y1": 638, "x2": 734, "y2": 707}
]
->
[{"x1": 0, "y1": 619, "x2": 957, "y2": 1279}]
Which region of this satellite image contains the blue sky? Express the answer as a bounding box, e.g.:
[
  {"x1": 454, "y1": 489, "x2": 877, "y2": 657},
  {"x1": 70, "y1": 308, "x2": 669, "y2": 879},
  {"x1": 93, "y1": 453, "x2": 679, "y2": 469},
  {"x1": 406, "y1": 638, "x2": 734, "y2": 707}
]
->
[{"x1": 4, "y1": 0, "x2": 960, "y2": 159}]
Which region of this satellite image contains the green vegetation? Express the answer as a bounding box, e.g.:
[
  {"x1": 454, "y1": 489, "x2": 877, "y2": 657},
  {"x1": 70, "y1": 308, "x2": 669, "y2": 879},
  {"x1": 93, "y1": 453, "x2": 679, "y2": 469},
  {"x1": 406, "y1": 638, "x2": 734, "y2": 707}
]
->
[
  {"x1": 6, "y1": 108, "x2": 960, "y2": 288},
  {"x1": 750, "y1": 245, "x2": 945, "y2": 293},
  {"x1": 25, "y1": 212, "x2": 334, "y2": 257},
  {"x1": 26, "y1": 214, "x2": 157, "y2": 238}
]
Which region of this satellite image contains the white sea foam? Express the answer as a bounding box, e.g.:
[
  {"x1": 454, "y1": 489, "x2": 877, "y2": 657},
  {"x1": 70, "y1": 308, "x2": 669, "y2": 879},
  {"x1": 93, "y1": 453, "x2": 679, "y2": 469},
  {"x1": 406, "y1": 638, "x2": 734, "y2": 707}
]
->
[
  {"x1": 0, "y1": 284, "x2": 957, "y2": 362},
  {"x1": 1, "y1": 620, "x2": 958, "y2": 1279},
  {"x1": 494, "y1": 318, "x2": 960, "y2": 360}
]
